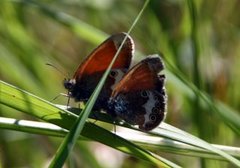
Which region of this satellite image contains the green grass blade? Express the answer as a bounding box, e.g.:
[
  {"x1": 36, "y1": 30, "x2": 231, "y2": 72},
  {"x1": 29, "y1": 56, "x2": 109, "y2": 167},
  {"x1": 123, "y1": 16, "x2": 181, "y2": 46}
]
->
[
  {"x1": 1, "y1": 115, "x2": 240, "y2": 162},
  {"x1": 0, "y1": 79, "x2": 179, "y2": 166},
  {"x1": 2, "y1": 80, "x2": 240, "y2": 167},
  {"x1": 166, "y1": 67, "x2": 240, "y2": 135},
  {"x1": 155, "y1": 124, "x2": 240, "y2": 166},
  {"x1": 12, "y1": 0, "x2": 107, "y2": 45},
  {"x1": 112, "y1": 116, "x2": 240, "y2": 166},
  {"x1": 117, "y1": 130, "x2": 240, "y2": 160}
]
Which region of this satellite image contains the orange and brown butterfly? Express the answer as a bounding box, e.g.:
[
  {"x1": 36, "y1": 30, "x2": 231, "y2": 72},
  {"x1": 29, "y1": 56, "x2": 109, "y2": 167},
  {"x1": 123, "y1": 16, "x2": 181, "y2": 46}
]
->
[
  {"x1": 64, "y1": 32, "x2": 134, "y2": 110},
  {"x1": 107, "y1": 55, "x2": 167, "y2": 131}
]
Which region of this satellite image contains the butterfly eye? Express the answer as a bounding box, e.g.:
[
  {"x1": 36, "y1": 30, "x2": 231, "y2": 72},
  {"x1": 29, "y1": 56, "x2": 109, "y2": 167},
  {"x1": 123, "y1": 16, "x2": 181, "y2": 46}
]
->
[
  {"x1": 64, "y1": 79, "x2": 76, "y2": 90},
  {"x1": 141, "y1": 90, "x2": 149, "y2": 98},
  {"x1": 110, "y1": 70, "x2": 118, "y2": 78},
  {"x1": 149, "y1": 114, "x2": 157, "y2": 122}
]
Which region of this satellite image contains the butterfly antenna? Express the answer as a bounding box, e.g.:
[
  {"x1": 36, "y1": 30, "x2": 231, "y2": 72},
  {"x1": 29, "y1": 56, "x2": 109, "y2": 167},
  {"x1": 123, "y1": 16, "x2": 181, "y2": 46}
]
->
[
  {"x1": 46, "y1": 63, "x2": 70, "y2": 79},
  {"x1": 50, "y1": 94, "x2": 62, "y2": 102}
]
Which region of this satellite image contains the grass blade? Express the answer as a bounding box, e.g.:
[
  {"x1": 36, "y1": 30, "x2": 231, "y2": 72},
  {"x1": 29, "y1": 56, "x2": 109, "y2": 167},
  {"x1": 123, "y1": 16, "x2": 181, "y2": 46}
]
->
[
  {"x1": 0, "y1": 80, "x2": 180, "y2": 167},
  {"x1": 1, "y1": 116, "x2": 240, "y2": 161}
]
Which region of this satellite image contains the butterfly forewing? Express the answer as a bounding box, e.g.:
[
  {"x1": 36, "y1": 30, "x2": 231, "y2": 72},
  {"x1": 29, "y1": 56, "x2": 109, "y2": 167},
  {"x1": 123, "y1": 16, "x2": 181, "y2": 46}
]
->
[
  {"x1": 64, "y1": 32, "x2": 134, "y2": 110},
  {"x1": 73, "y1": 33, "x2": 134, "y2": 80}
]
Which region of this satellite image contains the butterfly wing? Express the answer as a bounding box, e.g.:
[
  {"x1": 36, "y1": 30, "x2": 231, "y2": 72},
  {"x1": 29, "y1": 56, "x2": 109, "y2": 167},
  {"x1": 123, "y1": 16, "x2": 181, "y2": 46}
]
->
[
  {"x1": 64, "y1": 32, "x2": 134, "y2": 110},
  {"x1": 73, "y1": 32, "x2": 134, "y2": 80},
  {"x1": 108, "y1": 55, "x2": 167, "y2": 131}
]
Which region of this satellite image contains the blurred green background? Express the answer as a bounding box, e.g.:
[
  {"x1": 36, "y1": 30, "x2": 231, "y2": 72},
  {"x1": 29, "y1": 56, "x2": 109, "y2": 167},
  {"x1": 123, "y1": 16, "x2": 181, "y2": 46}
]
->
[{"x1": 0, "y1": 0, "x2": 240, "y2": 167}]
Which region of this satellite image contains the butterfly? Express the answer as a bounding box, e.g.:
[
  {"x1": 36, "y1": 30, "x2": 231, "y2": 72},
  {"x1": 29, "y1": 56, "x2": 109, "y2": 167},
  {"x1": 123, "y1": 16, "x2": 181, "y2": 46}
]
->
[
  {"x1": 107, "y1": 55, "x2": 167, "y2": 131},
  {"x1": 64, "y1": 32, "x2": 166, "y2": 131},
  {"x1": 64, "y1": 32, "x2": 134, "y2": 110}
]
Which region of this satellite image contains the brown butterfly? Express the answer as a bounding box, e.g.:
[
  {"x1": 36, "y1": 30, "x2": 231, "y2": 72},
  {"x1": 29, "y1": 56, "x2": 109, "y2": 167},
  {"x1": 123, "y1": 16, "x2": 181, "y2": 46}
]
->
[
  {"x1": 107, "y1": 55, "x2": 167, "y2": 131},
  {"x1": 64, "y1": 32, "x2": 134, "y2": 110}
]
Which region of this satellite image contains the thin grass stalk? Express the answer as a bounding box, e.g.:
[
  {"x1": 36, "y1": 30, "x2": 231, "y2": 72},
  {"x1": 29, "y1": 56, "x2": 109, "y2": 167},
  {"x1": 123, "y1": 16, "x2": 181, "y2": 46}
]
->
[
  {"x1": 49, "y1": 1, "x2": 151, "y2": 167},
  {"x1": 187, "y1": 0, "x2": 208, "y2": 166}
]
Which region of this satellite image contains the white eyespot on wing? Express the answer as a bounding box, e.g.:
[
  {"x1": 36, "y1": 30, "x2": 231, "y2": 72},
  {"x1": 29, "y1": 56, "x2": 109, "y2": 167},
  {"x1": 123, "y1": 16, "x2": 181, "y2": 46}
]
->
[
  {"x1": 142, "y1": 91, "x2": 156, "y2": 126},
  {"x1": 110, "y1": 69, "x2": 125, "y2": 90}
]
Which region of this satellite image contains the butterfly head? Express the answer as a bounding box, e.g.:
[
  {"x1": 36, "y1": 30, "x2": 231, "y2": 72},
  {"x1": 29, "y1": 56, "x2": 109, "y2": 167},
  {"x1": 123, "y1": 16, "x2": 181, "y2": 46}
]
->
[{"x1": 63, "y1": 78, "x2": 76, "y2": 93}]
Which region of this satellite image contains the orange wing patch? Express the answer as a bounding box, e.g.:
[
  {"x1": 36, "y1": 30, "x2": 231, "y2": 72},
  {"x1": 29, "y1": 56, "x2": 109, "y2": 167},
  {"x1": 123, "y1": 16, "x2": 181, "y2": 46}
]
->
[
  {"x1": 112, "y1": 55, "x2": 164, "y2": 96},
  {"x1": 73, "y1": 33, "x2": 134, "y2": 80}
]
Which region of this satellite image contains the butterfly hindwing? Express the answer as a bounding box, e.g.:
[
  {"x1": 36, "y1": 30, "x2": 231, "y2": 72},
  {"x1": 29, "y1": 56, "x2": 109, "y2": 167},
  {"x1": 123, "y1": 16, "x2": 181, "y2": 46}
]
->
[{"x1": 108, "y1": 55, "x2": 167, "y2": 131}]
